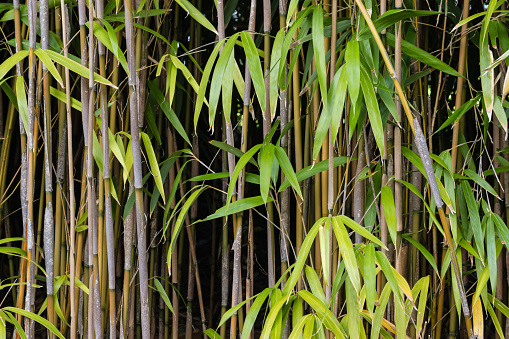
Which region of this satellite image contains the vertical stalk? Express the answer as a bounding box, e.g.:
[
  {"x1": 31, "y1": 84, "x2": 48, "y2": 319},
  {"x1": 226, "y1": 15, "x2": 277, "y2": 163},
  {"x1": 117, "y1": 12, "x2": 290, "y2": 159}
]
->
[
  {"x1": 394, "y1": 0, "x2": 404, "y2": 276},
  {"x1": 40, "y1": 0, "x2": 55, "y2": 334},
  {"x1": 125, "y1": 0, "x2": 151, "y2": 336},
  {"x1": 263, "y1": 0, "x2": 276, "y2": 289},
  {"x1": 96, "y1": 0, "x2": 116, "y2": 336},
  {"x1": 87, "y1": 3, "x2": 100, "y2": 337},
  {"x1": 24, "y1": 0, "x2": 37, "y2": 336},
  {"x1": 57, "y1": 1, "x2": 78, "y2": 336}
]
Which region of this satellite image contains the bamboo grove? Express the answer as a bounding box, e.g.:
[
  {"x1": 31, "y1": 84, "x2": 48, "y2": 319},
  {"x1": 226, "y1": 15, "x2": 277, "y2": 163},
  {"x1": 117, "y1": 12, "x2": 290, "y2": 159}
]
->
[{"x1": 0, "y1": 0, "x2": 509, "y2": 338}]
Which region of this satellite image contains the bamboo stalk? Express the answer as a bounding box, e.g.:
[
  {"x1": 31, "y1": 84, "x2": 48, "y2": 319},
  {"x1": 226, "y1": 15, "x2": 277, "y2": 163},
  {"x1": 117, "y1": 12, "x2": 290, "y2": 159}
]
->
[
  {"x1": 96, "y1": 0, "x2": 116, "y2": 336},
  {"x1": 57, "y1": 1, "x2": 78, "y2": 336},
  {"x1": 125, "y1": 0, "x2": 151, "y2": 336},
  {"x1": 24, "y1": 0, "x2": 37, "y2": 336},
  {"x1": 40, "y1": 0, "x2": 56, "y2": 335},
  {"x1": 87, "y1": 2, "x2": 100, "y2": 337}
]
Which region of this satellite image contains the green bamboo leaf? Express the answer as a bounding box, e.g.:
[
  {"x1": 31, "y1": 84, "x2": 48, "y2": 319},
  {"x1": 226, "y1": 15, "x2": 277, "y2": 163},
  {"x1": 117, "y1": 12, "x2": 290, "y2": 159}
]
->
[
  {"x1": 486, "y1": 215, "x2": 497, "y2": 294},
  {"x1": 4, "y1": 307, "x2": 65, "y2": 339},
  {"x1": 378, "y1": 82, "x2": 399, "y2": 123},
  {"x1": 472, "y1": 264, "x2": 489, "y2": 306},
  {"x1": 275, "y1": 146, "x2": 303, "y2": 198},
  {"x1": 360, "y1": 67, "x2": 384, "y2": 154},
  {"x1": 226, "y1": 144, "x2": 263, "y2": 212},
  {"x1": 259, "y1": 143, "x2": 275, "y2": 203},
  {"x1": 141, "y1": 132, "x2": 165, "y2": 204},
  {"x1": 415, "y1": 276, "x2": 429, "y2": 335},
  {"x1": 332, "y1": 217, "x2": 360, "y2": 292},
  {"x1": 493, "y1": 213, "x2": 509, "y2": 253},
  {"x1": 338, "y1": 215, "x2": 387, "y2": 249},
  {"x1": 288, "y1": 314, "x2": 313, "y2": 339},
  {"x1": 303, "y1": 315, "x2": 315, "y2": 338},
  {"x1": 403, "y1": 234, "x2": 439, "y2": 274},
  {"x1": 260, "y1": 296, "x2": 294, "y2": 339},
  {"x1": 278, "y1": 7, "x2": 313, "y2": 89},
  {"x1": 44, "y1": 50, "x2": 115, "y2": 87},
  {"x1": 188, "y1": 172, "x2": 229, "y2": 182},
  {"x1": 210, "y1": 140, "x2": 258, "y2": 166},
  {"x1": 133, "y1": 22, "x2": 171, "y2": 46},
  {"x1": 364, "y1": 243, "x2": 376, "y2": 315},
  {"x1": 240, "y1": 288, "x2": 272, "y2": 339},
  {"x1": 464, "y1": 168, "x2": 498, "y2": 197},
  {"x1": 148, "y1": 80, "x2": 191, "y2": 146},
  {"x1": 345, "y1": 278, "x2": 360, "y2": 338},
  {"x1": 0, "y1": 50, "x2": 29, "y2": 81},
  {"x1": 100, "y1": 19, "x2": 129, "y2": 74},
  {"x1": 286, "y1": 0, "x2": 299, "y2": 22},
  {"x1": 2, "y1": 310, "x2": 26, "y2": 339},
  {"x1": 232, "y1": 59, "x2": 245, "y2": 100},
  {"x1": 435, "y1": 93, "x2": 481, "y2": 134},
  {"x1": 358, "y1": 10, "x2": 439, "y2": 40},
  {"x1": 0, "y1": 247, "x2": 27, "y2": 257},
  {"x1": 482, "y1": 293, "x2": 504, "y2": 339},
  {"x1": 279, "y1": 156, "x2": 348, "y2": 191},
  {"x1": 241, "y1": 31, "x2": 266, "y2": 113},
  {"x1": 34, "y1": 48, "x2": 63, "y2": 86},
  {"x1": 169, "y1": 55, "x2": 202, "y2": 104},
  {"x1": 381, "y1": 186, "x2": 397, "y2": 246},
  {"x1": 1, "y1": 81, "x2": 18, "y2": 111},
  {"x1": 92, "y1": 130, "x2": 104, "y2": 174},
  {"x1": 318, "y1": 220, "x2": 331, "y2": 286},
  {"x1": 492, "y1": 295, "x2": 509, "y2": 319},
  {"x1": 202, "y1": 196, "x2": 273, "y2": 221},
  {"x1": 162, "y1": 159, "x2": 191, "y2": 234},
  {"x1": 15, "y1": 76, "x2": 28, "y2": 133},
  {"x1": 385, "y1": 33, "x2": 462, "y2": 78},
  {"x1": 298, "y1": 290, "x2": 345, "y2": 339},
  {"x1": 269, "y1": 289, "x2": 284, "y2": 339},
  {"x1": 312, "y1": 5, "x2": 328, "y2": 111},
  {"x1": 479, "y1": 0, "x2": 498, "y2": 119},
  {"x1": 109, "y1": 129, "x2": 127, "y2": 174},
  {"x1": 269, "y1": 30, "x2": 285, "y2": 119},
  {"x1": 204, "y1": 329, "x2": 222, "y2": 339},
  {"x1": 221, "y1": 52, "x2": 235, "y2": 124},
  {"x1": 493, "y1": 96, "x2": 508, "y2": 133},
  {"x1": 90, "y1": 21, "x2": 128, "y2": 74},
  {"x1": 217, "y1": 295, "x2": 253, "y2": 328},
  {"x1": 0, "y1": 237, "x2": 25, "y2": 246},
  {"x1": 53, "y1": 293, "x2": 69, "y2": 327},
  {"x1": 282, "y1": 221, "x2": 320, "y2": 296},
  {"x1": 167, "y1": 56, "x2": 178, "y2": 107},
  {"x1": 194, "y1": 42, "x2": 223, "y2": 128},
  {"x1": 345, "y1": 40, "x2": 360, "y2": 104},
  {"x1": 305, "y1": 266, "x2": 326, "y2": 304},
  {"x1": 376, "y1": 251, "x2": 402, "y2": 300},
  {"x1": 50, "y1": 86, "x2": 82, "y2": 111},
  {"x1": 167, "y1": 186, "x2": 207, "y2": 271},
  {"x1": 462, "y1": 181, "x2": 485, "y2": 259},
  {"x1": 370, "y1": 284, "x2": 391, "y2": 339},
  {"x1": 175, "y1": 0, "x2": 218, "y2": 34},
  {"x1": 209, "y1": 34, "x2": 239, "y2": 128},
  {"x1": 330, "y1": 65, "x2": 347, "y2": 143}
]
